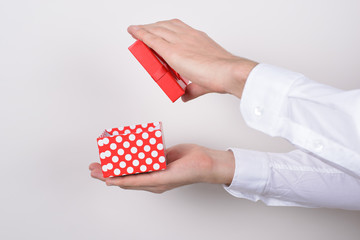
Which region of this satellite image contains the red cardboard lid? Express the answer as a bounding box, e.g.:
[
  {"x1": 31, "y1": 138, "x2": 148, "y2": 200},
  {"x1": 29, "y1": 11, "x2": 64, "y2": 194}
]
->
[{"x1": 128, "y1": 40, "x2": 187, "y2": 102}]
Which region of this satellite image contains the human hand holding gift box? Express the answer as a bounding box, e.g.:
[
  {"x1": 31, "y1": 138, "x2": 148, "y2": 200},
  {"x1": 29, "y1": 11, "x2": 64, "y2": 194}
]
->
[
  {"x1": 89, "y1": 18, "x2": 360, "y2": 210},
  {"x1": 90, "y1": 20, "x2": 241, "y2": 192},
  {"x1": 127, "y1": 20, "x2": 258, "y2": 102},
  {"x1": 97, "y1": 122, "x2": 166, "y2": 178}
]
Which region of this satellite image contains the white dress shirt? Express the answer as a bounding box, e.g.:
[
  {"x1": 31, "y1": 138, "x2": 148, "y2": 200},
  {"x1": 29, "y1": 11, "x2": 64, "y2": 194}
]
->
[{"x1": 224, "y1": 63, "x2": 360, "y2": 210}]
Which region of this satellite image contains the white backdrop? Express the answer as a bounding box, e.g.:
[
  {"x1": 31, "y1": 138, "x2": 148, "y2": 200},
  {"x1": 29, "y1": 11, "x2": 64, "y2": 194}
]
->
[{"x1": 1, "y1": 0, "x2": 359, "y2": 239}]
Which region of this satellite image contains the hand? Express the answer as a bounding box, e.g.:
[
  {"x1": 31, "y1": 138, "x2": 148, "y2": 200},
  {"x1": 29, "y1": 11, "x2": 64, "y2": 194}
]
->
[
  {"x1": 89, "y1": 144, "x2": 235, "y2": 193},
  {"x1": 128, "y1": 19, "x2": 258, "y2": 101}
]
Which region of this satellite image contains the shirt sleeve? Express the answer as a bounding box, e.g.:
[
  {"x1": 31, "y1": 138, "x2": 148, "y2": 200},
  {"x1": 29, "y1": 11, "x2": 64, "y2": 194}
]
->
[
  {"x1": 224, "y1": 148, "x2": 360, "y2": 210},
  {"x1": 223, "y1": 63, "x2": 360, "y2": 209},
  {"x1": 240, "y1": 63, "x2": 360, "y2": 178}
]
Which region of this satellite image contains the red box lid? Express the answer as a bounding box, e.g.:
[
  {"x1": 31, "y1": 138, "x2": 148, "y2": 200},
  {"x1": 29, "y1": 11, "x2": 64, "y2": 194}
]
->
[{"x1": 129, "y1": 40, "x2": 187, "y2": 102}]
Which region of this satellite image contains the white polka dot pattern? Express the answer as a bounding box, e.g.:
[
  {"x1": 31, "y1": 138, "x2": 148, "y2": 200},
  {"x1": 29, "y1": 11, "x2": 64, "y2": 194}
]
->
[
  {"x1": 144, "y1": 145, "x2": 150, "y2": 152},
  {"x1": 105, "y1": 151, "x2": 111, "y2": 157},
  {"x1": 118, "y1": 149, "x2": 124, "y2": 155},
  {"x1": 153, "y1": 163, "x2": 160, "y2": 170},
  {"x1": 114, "y1": 168, "x2": 120, "y2": 175},
  {"x1": 138, "y1": 152, "x2": 145, "y2": 159},
  {"x1": 132, "y1": 160, "x2": 139, "y2": 166},
  {"x1": 97, "y1": 121, "x2": 166, "y2": 177},
  {"x1": 123, "y1": 141, "x2": 130, "y2": 148},
  {"x1": 129, "y1": 134, "x2": 135, "y2": 141},
  {"x1": 131, "y1": 147, "x2": 137, "y2": 154},
  {"x1": 127, "y1": 167, "x2": 134, "y2": 174},
  {"x1": 146, "y1": 158, "x2": 152, "y2": 164},
  {"x1": 107, "y1": 163, "x2": 113, "y2": 170},
  {"x1": 159, "y1": 156, "x2": 165, "y2": 163},
  {"x1": 136, "y1": 140, "x2": 143, "y2": 146},
  {"x1": 112, "y1": 156, "x2": 119, "y2": 163},
  {"x1": 119, "y1": 161, "x2": 126, "y2": 168},
  {"x1": 142, "y1": 132, "x2": 149, "y2": 139},
  {"x1": 151, "y1": 151, "x2": 158, "y2": 157}
]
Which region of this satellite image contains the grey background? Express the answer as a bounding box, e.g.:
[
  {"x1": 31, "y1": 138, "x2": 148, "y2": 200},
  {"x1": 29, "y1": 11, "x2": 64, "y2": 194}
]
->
[{"x1": 1, "y1": 0, "x2": 359, "y2": 239}]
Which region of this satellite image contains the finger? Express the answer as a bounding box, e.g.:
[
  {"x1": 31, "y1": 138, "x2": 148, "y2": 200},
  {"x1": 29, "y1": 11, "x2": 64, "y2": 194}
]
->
[
  {"x1": 181, "y1": 83, "x2": 211, "y2": 102},
  {"x1": 90, "y1": 168, "x2": 106, "y2": 182},
  {"x1": 128, "y1": 26, "x2": 171, "y2": 54},
  {"x1": 106, "y1": 171, "x2": 163, "y2": 187},
  {"x1": 89, "y1": 162, "x2": 100, "y2": 170},
  {"x1": 159, "y1": 18, "x2": 192, "y2": 30},
  {"x1": 119, "y1": 185, "x2": 167, "y2": 194},
  {"x1": 165, "y1": 144, "x2": 193, "y2": 163},
  {"x1": 142, "y1": 26, "x2": 178, "y2": 43},
  {"x1": 181, "y1": 77, "x2": 191, "y2": 84},
  {"x1": 143, "y1": 19, "x2": 188, "y2": 32}
]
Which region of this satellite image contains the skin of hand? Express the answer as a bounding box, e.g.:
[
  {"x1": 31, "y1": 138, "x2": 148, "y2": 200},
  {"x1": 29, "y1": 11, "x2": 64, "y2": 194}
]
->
[
  {"x1": 127, "y1": 19, "x2": 258, "y2": 101},
  {"x1": 89, "y1": 144, "x2": 235, "y2": 193}
]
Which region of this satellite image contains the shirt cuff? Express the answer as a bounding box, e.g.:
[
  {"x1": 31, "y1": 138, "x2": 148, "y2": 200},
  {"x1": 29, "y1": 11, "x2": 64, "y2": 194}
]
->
[
  {"x1": 240, "y1": 63, "x2": 304, "y2": 136},
  {"x1": 223, "y1": 148, "x2": 269, "y2": 202}
]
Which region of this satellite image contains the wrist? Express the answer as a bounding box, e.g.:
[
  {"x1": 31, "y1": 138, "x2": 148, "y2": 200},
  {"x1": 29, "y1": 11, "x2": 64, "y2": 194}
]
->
[
  {"x1": 204, "y1": 149, "x2": 235, "y2": 185},
  {"x1": 225, "y1": 57, "x2": 258, "y2": 99}
]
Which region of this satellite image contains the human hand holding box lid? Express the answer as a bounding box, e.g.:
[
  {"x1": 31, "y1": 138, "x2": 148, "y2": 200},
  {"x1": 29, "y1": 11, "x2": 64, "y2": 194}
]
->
[
  {"x1": 129, "y1": 40, "x2": 187, "y2": 102},
  {"x1": 97, "y1": 121, "x2": 166, "y2": 178}
]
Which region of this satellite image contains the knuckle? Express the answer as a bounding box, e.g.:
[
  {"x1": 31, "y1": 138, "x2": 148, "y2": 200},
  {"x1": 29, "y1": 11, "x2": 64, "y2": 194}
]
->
[
  {"x1": 150, "y1": 26, "x2": 165, "y2": 33},
  {"x1": 156, "y1": 20, "x2": 168, "y2": 25},
  {"x1": 142, "y1": 33, "x2": 155, "y2": 43},
  {"x1": 137, "y1": 28, "x2": 149, "y2": 38},
  {"x1": 171, "y1": 18, "x2": 181, "y2": 23},
  {"x1": 197, "y1": 30, "x2": 207, "y2": 37}
]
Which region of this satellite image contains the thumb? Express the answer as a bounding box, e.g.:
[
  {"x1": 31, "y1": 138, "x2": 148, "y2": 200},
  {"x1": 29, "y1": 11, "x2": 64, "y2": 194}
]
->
[{"x1": 181, "y1": 83, "x2": 211, "y2": 102}]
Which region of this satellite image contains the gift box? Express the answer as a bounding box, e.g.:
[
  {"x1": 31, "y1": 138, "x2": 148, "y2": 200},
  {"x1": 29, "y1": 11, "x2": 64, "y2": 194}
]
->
[
  {"x1": 129, "y1": 40, "x2": 187, "y2": 102},
  {"x1": 97, "y1": 121, "x2": 166, "y2": 178}
]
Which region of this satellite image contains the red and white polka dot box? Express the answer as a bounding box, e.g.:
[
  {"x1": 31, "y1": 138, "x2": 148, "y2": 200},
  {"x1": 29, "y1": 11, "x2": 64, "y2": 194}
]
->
[{"x1": 97, "y1": 121, "x2": 166, "y2": 178}]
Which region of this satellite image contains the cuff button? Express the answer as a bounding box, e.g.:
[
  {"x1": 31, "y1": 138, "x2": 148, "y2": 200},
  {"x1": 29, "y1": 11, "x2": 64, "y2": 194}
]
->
[
  {"x1": 254, "y1": 106, "x2": 263, "y2": 116},
  {"x1": 313, "y1": 141, "x2": 324, "y2": 152}
]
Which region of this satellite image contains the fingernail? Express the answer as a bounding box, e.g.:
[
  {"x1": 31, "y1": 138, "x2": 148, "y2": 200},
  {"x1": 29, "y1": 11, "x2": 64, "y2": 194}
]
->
[{"x1": 181, "y1": 95, "x2": 189, "y2": 102}]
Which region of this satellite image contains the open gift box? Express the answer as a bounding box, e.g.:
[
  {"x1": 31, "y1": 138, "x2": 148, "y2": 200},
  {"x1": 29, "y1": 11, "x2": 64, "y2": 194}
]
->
[
  {"x1": 129, "y1": 40, "x2": 187, "y2": 102},
  {"x1": 97, "y1": 121, "x2": 166, "y2": 178}
]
